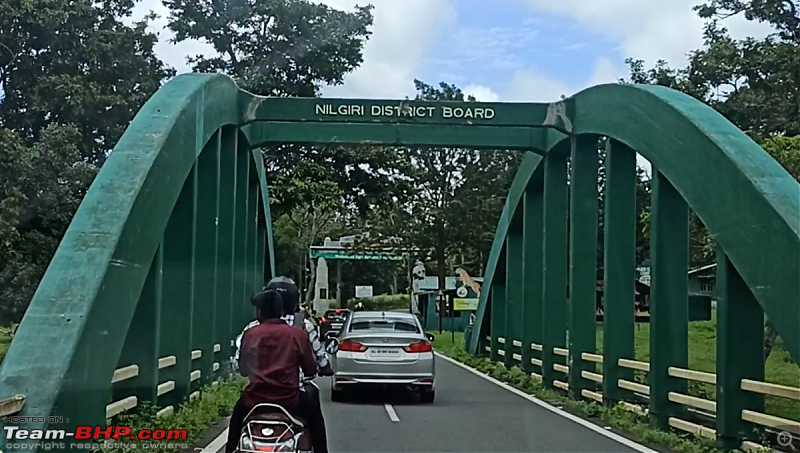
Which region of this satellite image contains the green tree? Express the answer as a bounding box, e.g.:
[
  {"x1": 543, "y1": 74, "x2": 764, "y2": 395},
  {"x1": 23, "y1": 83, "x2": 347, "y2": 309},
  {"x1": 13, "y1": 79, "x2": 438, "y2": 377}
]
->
[
  {"x1": 0, "y1": 125, "x2": 97, "y2": 322},
  {"x1": 164, "y1": 0, "x2": 374, "y2": 97},
  {"x1": 164, "y1": 0, "x2": 415, "y2": 220},
  {"x1": 394, "y1": 80, "x2": 522, "y2": 288},
  {"x1": 451, "y1": 150, "x2": 522, "y2": 275},
  {"x1": 0, "y1": 1, "x2": 176, "y2": 323},
  {"x1": 272, "y1": 200, "x2": 344, "y2": 302},
  {"x1": 0, "y1": 0, "x2": 174, "y2": 164}
]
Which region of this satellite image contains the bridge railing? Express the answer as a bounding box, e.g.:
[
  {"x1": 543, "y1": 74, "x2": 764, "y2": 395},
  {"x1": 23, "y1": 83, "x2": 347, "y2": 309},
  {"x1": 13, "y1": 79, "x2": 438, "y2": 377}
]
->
[
  {"x1": 484, "y1": 335, "x2": 800, "y2": 451},
  {"x1": 1, "y1": 343, "x2": 226, "y2": 419},
  {"x1": 469, "y1": 84, "x2": 800, "y2": 452}
]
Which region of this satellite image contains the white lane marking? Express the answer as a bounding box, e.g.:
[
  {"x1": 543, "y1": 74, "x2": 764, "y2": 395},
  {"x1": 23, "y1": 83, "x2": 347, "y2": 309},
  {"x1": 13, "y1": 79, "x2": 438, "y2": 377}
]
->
[
  {"x1": 384, "y1": 403, "x2": 400, "y2": 422},
  {"x1": 434, "y1": 352, "x2": 657, "y2": 453},
  {"x1": 200, "y1": 427, "x2": 228, "y2": 453}
]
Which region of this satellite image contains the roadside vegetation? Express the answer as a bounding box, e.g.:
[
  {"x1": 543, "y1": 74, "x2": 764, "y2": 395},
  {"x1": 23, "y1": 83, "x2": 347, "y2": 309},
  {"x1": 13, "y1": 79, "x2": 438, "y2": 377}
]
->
[
  {"x1": 432, "y1": 332, "x2": 729, "y2": 453},
  {"x1": 102, "y1": 377, "x2": 246, "y2": 453},
  {"x1": 0, "y1": 328, "x2": 11, "y2": 363},
  {"x1": 596, "y1": 312, "x2": 800, "y2": 422},
  {"x1": 432, "y1": 319, "x2": 799, "y2": 453}
]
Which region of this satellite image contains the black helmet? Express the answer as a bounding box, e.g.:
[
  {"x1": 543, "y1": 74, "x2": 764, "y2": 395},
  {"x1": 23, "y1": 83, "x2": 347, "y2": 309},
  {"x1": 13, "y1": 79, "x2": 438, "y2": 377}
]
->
[{"x1": 263, "y1": 276, "x2": 300, "y2": 315}]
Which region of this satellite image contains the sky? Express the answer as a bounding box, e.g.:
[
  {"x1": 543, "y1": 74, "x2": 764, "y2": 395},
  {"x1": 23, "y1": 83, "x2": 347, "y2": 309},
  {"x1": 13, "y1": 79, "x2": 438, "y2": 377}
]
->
[
  {"x1": 129, "y1": 0, "x2": 774, "y2": 173},
  {"x1": 131, "y1": 0, "x2": 774, "y2": 102}
]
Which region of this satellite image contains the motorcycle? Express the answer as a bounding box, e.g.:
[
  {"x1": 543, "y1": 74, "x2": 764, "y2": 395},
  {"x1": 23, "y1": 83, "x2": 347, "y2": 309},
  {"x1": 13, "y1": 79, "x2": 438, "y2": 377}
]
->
[{"x1": 235, "y1": 339, "x2": 340, "y2": 453}]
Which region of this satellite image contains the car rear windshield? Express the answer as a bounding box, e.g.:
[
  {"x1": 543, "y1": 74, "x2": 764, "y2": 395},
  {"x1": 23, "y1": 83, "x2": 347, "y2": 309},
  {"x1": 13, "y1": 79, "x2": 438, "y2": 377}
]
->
[
  {"x1": 349, "y1": 319, "x2": 419, "y2": 333},
  {"x1": 324, "y1": 311, "x2": 348, "y2": 321}
]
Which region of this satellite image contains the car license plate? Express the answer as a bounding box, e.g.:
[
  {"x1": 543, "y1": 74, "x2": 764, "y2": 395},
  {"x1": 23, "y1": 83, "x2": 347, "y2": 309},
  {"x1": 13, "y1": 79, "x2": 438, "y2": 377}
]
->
[{"x1": 370, "y1": 348, "x2": 400, "y2": 356}]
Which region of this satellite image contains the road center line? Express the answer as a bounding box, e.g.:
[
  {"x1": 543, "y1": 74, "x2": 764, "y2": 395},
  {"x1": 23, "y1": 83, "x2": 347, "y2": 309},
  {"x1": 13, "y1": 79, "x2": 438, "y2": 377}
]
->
[{"x1": 384, "y1": 403, "x2": 400, "y2": 422}]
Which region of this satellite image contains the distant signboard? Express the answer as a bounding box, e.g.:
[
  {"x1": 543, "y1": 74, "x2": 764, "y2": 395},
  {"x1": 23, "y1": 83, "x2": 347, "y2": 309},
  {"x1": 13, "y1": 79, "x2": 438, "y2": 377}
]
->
[
  {"x1": 309, "y1": 249, "x2": 403, "y2": 261},
  {"x1": 355, "y1": 286, "x2": 373, "y2": 298},
  {"x1": 453, "y1": 273, "x2": 480, "y2": 311},
  {"x1": 453, "y1": 298, "x2": 479, "y2": 311}
]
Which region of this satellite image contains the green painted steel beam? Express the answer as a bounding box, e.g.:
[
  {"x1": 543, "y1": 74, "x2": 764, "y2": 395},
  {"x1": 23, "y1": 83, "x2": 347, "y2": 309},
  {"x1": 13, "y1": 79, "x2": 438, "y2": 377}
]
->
[
  {"x1": 469, "y1": 83, "x2": 800, "y2": 366},
  {"x1": 243, "y1": 121, "x2": 548, "y2": 152},
  {"x1": 601, "y1": 138, "x2": 636, "y2": 405},
  {"x1": 567, "y1": 134, "x2": 599, "y2": 399},
  {"x1": 238, "y1": 94, "x2": 571, "y2": 129},
  {"x1": 648, "y1": 170, "x2": 690, "y2": 428}
]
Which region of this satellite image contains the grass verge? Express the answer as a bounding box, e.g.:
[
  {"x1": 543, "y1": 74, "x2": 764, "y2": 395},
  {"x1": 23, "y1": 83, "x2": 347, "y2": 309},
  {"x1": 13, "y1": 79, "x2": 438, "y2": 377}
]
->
[
  {"x1": 599, "y1": 314, "x2": 799, "y2": 422},
  {"x1": 102, "y1": 376, "x2": 246, "y2": 453},
  {"x1": 0, "y1": 329, "x2": 10, "y2": 364},
  {"x1": 432, "y1": 332, "x2": 739, "y2": 453}
]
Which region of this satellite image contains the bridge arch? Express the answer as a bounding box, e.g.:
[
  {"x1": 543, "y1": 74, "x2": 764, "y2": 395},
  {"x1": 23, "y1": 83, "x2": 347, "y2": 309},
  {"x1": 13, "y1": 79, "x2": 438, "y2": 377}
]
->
[
  {"x1": 0, "y1": 74, "x2": 275, "y2": 433},
  {"x1": 470, "y1": 83, "x2": 800, "y2": 449},
  {"x1": 471, "y1": 83, "x2": 799, "y2": 361},
  {"x1": 0, "y1": 74, "x2": 796, "y2": 452}
]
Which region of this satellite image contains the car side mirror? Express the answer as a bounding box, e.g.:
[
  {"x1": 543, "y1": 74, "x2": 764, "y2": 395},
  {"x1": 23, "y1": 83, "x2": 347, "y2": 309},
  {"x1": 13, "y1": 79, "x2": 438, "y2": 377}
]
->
[
  {"x1": 425, "y1": 333, "x2": 435, "y2": 342},
  {"x1": 325, "y1": 337, "x2": 340, "y2": 355}
]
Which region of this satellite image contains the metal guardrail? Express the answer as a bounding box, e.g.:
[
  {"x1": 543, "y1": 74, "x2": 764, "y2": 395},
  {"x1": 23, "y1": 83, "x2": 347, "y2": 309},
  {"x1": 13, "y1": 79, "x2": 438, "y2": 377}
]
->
[
  {"x1": 487, "y1": 336, "x2": 800, "y2": 452},
  {"x1": 1, "y1": 343, "x2": 225, "y2": 419}
]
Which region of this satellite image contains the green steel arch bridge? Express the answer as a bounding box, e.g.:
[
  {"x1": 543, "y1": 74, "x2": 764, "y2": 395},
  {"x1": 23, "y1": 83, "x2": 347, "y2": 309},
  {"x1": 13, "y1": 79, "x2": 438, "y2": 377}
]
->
[{"x1": 1, "y1": 74, "x2": 799, "y2": 453}]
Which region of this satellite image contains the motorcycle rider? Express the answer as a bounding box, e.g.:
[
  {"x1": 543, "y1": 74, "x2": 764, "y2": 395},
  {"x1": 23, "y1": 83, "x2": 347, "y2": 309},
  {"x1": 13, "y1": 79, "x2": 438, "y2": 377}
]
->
[
  {"x1": 353, "y1": 301, "x2": 365, "y2": 312},
  {"x1": 230, "y1": 276, "x2": 332, "y2": 452},
  {"x1": 227, "y1": 290, "x2": 325, "y2": 453}
]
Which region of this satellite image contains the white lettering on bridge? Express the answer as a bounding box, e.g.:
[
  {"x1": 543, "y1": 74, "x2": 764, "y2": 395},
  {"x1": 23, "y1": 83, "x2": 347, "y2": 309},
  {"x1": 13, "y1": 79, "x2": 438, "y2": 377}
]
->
[{"x1": 314, "y1": 103, "x2": 495, "y2": 120}]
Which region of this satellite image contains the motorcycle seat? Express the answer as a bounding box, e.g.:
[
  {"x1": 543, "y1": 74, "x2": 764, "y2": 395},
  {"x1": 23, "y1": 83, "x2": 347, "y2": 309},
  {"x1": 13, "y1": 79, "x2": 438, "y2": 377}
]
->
[{"x1": 245, "y1": 403, "x2": 306, "y2": 428}]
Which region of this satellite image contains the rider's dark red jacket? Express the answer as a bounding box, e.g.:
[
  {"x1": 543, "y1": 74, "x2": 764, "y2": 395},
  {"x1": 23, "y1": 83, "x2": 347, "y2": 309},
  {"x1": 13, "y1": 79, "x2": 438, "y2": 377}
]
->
[{"x1": 238, "y1": 318, "x2": 316, "y2": 409}]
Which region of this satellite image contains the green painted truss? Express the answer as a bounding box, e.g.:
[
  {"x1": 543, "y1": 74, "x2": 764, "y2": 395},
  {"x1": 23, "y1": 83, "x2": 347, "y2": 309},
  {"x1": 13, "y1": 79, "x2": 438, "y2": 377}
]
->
[{"x1": 0, "y1": 74, "x2": 797, "y2": 452}]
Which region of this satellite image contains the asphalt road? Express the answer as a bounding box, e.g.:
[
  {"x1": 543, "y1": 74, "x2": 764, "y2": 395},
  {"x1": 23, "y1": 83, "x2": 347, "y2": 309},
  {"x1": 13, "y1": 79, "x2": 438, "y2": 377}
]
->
[{"x1": 215, "y1": 354, "x2": 652, "y2": 453}]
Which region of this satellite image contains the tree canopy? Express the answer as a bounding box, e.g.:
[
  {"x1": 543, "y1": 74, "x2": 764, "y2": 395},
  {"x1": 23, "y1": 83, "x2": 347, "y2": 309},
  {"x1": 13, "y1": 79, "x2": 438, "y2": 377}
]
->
[{"x1": 1, "y1": 0, "x2": 798, "y2": 335}]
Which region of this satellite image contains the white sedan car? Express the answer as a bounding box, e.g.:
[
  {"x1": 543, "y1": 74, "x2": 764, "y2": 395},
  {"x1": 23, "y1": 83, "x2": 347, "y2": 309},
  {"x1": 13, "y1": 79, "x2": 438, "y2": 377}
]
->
[{"x1": 326, "y1": 311, "x2": 436, "y2": 403}]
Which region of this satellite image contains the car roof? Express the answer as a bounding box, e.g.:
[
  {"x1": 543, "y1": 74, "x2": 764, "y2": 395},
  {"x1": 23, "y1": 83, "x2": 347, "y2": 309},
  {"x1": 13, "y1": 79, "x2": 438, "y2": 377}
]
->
[{"x1": 351, "y1": 311, "x2": 416, "y2": 320}]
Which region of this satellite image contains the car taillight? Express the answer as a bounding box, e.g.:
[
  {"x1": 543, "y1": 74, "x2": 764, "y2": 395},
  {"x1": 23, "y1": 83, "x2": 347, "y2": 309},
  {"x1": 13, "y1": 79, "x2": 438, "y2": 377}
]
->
[
  {"x1": 403, "y1": 341, "x2": 432, "y2": 353},
  {"x1": 320, "y1": 317, "x2": 326, "y2": 323},
  {"x1": 339, "y1": 339, "x2": 367, "y2": 352}
]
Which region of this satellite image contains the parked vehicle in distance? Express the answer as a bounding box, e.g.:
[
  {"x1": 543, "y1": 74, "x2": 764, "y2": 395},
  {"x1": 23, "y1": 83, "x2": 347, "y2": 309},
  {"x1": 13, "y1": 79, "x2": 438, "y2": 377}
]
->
[
  {"x1": 319, "y1": 309, "x2": 350, "y2": 339},
  {"x1": 326, "y1": 311, "x2": 436, "y2": 403}
]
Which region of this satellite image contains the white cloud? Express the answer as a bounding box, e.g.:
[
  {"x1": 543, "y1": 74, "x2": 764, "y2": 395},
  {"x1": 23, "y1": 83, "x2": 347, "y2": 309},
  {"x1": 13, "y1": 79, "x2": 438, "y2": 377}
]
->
[
  {"x1": 130, "y1": 0, "x2": 455, "y2": 99},
  {"x1": 463, "y1": 84, "x2": 500, "y2": 102},
  {"x1": 319, "y1": 0, "x2": 457, "y2": 99},
  {"x1": 463, "y1": 57, "x2": 650, "y2": 171},
  {"x1": 521, "y1": 0, "x2": 774, "y2": 68},
  {"x1": 467, "y1": 56, "x2": 624, "y2": 103},
  {"x1": 130, "y1": 0, "x2": 214, "y2": 74}
]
